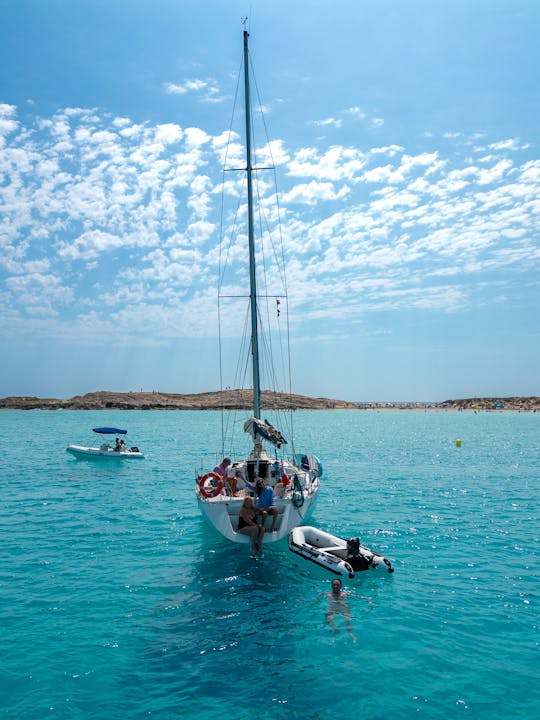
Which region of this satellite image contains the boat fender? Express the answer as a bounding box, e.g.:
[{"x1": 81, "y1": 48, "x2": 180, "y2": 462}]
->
[
  {"x1": 292, "y1": 475, "x2": 304, "y2": 508},
  {"x1": 198, "y1": 472, "x2": 225, "y2": 498}
]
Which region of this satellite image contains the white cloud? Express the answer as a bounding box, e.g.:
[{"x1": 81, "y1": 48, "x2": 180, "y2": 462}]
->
[
  {"x1": 288, "y1": 146, "x2": 366, "y2": 182},
  {"x1": 164, "y1": 78, "x2": 226, "y2": 104},
  {"x1": 344, "y1": 107, "x2": 366, "y2": 119},
  {"x1": 57, "y1": 230, "x2": 126, "y2": 261},
  {"x1": 520, "y1": 160, "x2": 540, "y2": 183},
  {"x1": 164, "y1": 79, "x2": 208, "y2": 95},
  {"x1": 310, "y1": 117, "x2": 342, "y2": 129},
  {"x1": 255, "y1": 139, "x2": 290, "y2": 167},
  {"x1": 0, "y1": 102, "x2": 538, "y2": 347},
  {"x1": 184, "y1": 127, "x2": 211, "y2": 148},
  {"x1": 487, "y1": 138, "x2": 522, "y2": 151},
  {"x1": 476, "y1": 159, "x2": 513, "y2": 185},
  {"x1": 155, "y1": 123, "x2": 184, "y2": 144},
  {"x1": 281, "y1": 180, "x2": 350, "y2": 205},
  {"x1": 0, "y1": 104, "x2": 19, "y2": 146},
  {"x1": 6, "y1": 271, "x2": 73, "y2": 314}
]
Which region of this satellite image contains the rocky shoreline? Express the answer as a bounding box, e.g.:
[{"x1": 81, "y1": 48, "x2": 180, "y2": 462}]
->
[
  {"x1": 0, "y1": 391, "x2": 538, "y2": 412},
  {"x1": 0, "y1": 389, "x2": 357, "y2": 411}
]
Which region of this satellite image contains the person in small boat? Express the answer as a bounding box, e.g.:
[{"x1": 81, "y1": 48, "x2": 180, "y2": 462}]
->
[
  {"x1": 115, "y1": 437, "x2": 122, "y2": 451},
  {"x1": 325, "y1": 578, "x2": 356, "y2": 643},
  {"x1": 254, "y1": 477, "x2": 278, "y2": 532},
  {"x1": 237, "y1": 496, "x2": 265, "y2": 552}
]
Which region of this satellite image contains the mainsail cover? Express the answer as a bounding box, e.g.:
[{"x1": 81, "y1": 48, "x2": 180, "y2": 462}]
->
[{"x1": 244, "y1": 417, "x2": 287, "y2": 448}]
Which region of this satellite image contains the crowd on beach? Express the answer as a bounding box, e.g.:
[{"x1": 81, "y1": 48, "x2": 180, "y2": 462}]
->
[{"x1": 356, "y1": 397, "x2": 539, "y2": 412}]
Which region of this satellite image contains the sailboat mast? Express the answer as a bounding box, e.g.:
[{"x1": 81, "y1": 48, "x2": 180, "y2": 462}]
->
[{"x1": 243, "y1": 30, "x2": 261, "y2": 420}]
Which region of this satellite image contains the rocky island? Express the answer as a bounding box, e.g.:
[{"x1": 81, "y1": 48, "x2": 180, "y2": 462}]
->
[
  {"x1": 0, "y1": 389, "x2": 357, "y2": 411},
  {"x1": 0, "y1": 391, "x2": 538, "y2": 411}
]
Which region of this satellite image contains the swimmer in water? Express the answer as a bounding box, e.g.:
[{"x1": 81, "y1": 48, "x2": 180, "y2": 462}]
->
[{"x1": 325, "y1": 578, "x2": 357, "y2": 643}]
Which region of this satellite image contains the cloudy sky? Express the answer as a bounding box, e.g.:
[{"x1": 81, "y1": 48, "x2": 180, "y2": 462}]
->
[{"x1": 1, "y1": 0, "x2": 538, "y2": 402}]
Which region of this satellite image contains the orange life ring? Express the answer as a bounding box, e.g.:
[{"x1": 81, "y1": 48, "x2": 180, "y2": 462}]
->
[{"x1": 198, "y1": 472, "x2": 225, "y2": 498}]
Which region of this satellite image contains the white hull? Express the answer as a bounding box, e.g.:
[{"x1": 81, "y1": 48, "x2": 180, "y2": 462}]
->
[
  {"x1": 289, "y1": 525, "x2": 394, "y2": 578},
  {"x1": 196, "y1": 458, "x2": 319, "y2": 544},
  {"x1": 66, "y1": 445, "x2": 144, "y2": 459}
]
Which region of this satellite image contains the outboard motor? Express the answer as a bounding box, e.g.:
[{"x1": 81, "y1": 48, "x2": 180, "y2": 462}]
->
[
  {"x1": 347, "y1": 537, "x2": 360, "y2": 556},
  {"x1": 346, "y1": 537, "x2": 370, "y2": 572}
]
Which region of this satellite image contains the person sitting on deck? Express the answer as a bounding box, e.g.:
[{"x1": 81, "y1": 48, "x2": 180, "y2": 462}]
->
[
  {"x1": 231, "y1": 468, "x2": 248, "y2": 494},
  {"x1": 237, "y1": 496, "x2": 265, "y2": 552},
  {"x1": 213, "y1": 457, "x2": 232, "y2": 478},
  {"x1": 255, "y1": 477, "x2": 279, "y2": 532},
  {"x1": 211, "y1": 457, "x2": 233, "y2": 491}
]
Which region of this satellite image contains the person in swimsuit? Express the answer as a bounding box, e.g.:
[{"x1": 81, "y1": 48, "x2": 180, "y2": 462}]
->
[
  {"x1": 237, "y1": 496, "x2": 265, "y2": 552},
  {"x1": 325, "y1": 578, "x2": 356, "y2": 642}
]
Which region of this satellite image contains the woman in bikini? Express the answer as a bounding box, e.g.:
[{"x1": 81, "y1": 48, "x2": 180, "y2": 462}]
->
[{"x1": 237, "y1": 496, "x2": 265, "y2": 552}]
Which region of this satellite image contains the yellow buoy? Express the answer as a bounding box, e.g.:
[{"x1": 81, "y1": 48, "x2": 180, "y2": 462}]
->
[{"x1": 455, "y1": 439, "x2": 462, "y2": 447}]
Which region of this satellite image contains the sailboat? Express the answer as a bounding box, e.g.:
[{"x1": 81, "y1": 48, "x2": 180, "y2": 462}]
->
[{"x1": 195, "y1": 30, "x2": 321, "y2": 545}]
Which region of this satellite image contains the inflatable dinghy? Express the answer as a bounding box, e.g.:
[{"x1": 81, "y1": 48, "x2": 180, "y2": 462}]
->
[{"x1": 288, "y1": 525, "x2": 394, "y2": 578}]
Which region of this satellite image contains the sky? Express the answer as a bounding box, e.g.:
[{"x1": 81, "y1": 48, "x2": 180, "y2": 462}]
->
[{"x1": 1, "y1": 0, "x2": 539, "y2": 402}]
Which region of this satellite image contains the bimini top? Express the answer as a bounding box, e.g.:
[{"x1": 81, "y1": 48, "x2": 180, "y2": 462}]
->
[{"x1": 92, "y1": 427, "x2": 127, "y2": 435}]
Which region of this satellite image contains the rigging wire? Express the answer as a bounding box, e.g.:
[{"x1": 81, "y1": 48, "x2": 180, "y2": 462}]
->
[
  {"x1": 249, "y1": 53, "x2": 296, "y2": 450},
  {"x1": 218, "y1": 50, "x2": 244, "y2": 455},
  {"x1": 218, "y1": 34, "x2": 298, "y2": 455}
]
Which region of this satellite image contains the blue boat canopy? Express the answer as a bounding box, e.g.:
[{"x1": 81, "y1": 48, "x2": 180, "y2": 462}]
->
[{"x1": 92, "y1": 427, "x2": 127, "y2": 435}]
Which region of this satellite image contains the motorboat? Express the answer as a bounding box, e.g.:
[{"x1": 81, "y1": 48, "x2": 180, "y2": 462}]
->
[
  {"x1": 194, "y1": 30, "x2": 321, "y2": 545},
  {"x1": 66, "y1": 427, "x2": 144, "y2": 458},
  {"x1": 288, "y1": 525, "x2": 394, "y2": 578}
]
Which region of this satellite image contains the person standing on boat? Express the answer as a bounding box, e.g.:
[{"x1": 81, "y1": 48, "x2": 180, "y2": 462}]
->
[
  {"x1": 255, "y1": 477, "x2": 279, "y2": 532},
  {"x1": 325, "y1": 579, "x2": 357, "y2": 643},
  {"x1": 237, "y1": 496, "x2": 265, "y2": 552}
]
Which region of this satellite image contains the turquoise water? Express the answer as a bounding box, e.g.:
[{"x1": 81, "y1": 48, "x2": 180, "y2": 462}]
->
[{"x1": 0, "y1": 409, "x2": 538, "y2": 720}]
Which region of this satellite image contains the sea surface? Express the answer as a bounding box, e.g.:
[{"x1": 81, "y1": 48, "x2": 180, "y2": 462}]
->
[{"x1": 0, "y1": 409, "x2": 538, "y2": 720}]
